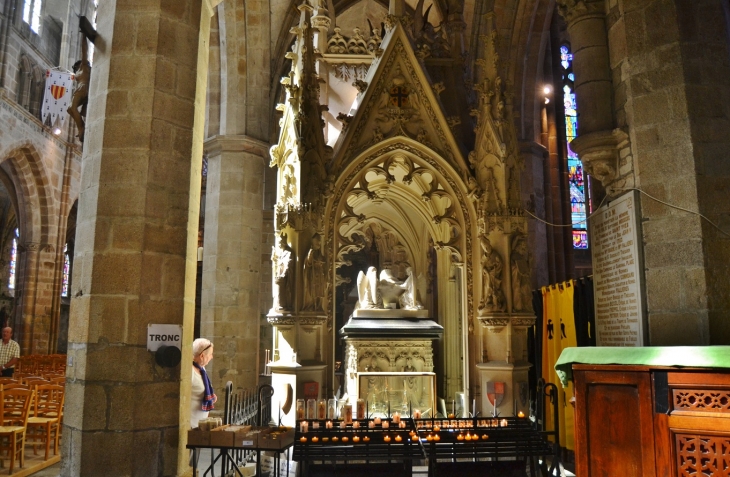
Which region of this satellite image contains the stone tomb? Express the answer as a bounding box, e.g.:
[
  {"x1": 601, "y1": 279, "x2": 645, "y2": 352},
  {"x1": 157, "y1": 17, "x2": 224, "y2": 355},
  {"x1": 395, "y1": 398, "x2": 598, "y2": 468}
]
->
[{"x1": 340, "y1": 307, "x2": 442, "y2": 417}]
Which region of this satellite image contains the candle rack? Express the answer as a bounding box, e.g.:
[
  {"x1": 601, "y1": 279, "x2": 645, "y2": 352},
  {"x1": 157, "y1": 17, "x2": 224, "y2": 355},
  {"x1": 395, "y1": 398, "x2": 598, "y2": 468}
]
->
[{"x1": 292, "y1": 380, "x2": 562, "y2": 477}]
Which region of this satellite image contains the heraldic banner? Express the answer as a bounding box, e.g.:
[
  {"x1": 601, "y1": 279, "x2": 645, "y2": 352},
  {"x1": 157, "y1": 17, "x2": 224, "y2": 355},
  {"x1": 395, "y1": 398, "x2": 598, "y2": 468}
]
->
[{"x1": 42, "y1": 70, "x2": 73, "y2": 127}]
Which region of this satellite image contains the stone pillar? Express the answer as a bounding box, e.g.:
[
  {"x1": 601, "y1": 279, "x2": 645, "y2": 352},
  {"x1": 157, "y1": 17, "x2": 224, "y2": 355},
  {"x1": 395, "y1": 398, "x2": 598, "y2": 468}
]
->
[
  {"x1": 201, "y1": 135, "x2": 267, "y2": 392},
  {"x1": 559, "y1": 0, "x2": 627, "y2": 189},
  {"x1": 519, "y1": 141, "x2": 548, "y2": 288},
  {"x1": 63, "y1": 1, "x2": 212, "y2": 476},
  {"x1": 598, "y1": 0, "x2": 730, "y2": 344}
]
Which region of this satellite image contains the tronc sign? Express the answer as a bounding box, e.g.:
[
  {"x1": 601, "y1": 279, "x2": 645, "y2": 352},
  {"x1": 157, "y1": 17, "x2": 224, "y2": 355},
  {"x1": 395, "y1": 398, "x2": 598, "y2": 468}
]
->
[{"x1": 147, "y1": 324, "x2": 183, "y2": 352}]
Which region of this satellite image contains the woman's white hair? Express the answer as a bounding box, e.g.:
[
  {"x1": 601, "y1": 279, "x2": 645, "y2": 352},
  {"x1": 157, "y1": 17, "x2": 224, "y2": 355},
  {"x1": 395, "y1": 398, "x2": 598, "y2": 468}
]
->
[{"x1": 192, "y1": 338, "x2": 213, "y2": 358}]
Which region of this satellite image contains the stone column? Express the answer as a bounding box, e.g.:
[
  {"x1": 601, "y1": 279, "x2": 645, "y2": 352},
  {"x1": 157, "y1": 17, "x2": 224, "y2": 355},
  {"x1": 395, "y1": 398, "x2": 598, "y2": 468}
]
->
[
  {"x1": 62, "y1": 1, "x2": 212, "y2": 476},
  {"x1": 201, "y1": 135, "x2": 267, "y2": 392},
  {"x1": 519, "y1": 141, "x2": 548, "y2": 288},
  {"x1": 559, "y1": 0, "x2": 627, "y2": 188}
]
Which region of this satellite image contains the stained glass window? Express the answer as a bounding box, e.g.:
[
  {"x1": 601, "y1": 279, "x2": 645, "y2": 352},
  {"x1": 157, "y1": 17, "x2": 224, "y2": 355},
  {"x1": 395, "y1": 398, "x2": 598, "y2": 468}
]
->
[
  {"x1": 61, "y1": 244, "x2": 70, "y2": 297},
  {"x1": 561, "y1": 44, "x2": 589, "y2": 249},
  {"x1": 8, "y1": 229, "x2": 18, "y2": 292}
]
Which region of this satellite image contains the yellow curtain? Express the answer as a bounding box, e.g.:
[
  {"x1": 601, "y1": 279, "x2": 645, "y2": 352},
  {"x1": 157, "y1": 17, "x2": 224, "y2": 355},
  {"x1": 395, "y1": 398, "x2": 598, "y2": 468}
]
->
[{"x1": 541, "y1": 280, "x2": 577, "y2": 450}]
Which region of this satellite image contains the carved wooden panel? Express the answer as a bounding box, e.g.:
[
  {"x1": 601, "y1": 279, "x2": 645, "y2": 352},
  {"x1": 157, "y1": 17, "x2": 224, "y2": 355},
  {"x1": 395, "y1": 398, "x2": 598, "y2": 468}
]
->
[
  {"x1": 673, "y1": 389, "x2": 730, "y2": 413},
  {"x1": 675, "y1": 434, "x2": 730, "y2": 476}
]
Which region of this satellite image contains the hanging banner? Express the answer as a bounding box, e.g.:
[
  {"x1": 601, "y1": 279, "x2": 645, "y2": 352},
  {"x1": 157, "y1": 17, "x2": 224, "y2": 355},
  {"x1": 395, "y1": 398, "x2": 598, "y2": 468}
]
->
[{"x1": 42, "y1": 70, "x2": 74, "y2": 127}]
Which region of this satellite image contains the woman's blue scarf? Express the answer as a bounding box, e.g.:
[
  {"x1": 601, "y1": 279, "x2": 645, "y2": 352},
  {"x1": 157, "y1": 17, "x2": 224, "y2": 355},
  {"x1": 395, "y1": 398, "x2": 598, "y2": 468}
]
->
[{"x1": 193, "y1": 361, "x2": 216, "y2": 411}]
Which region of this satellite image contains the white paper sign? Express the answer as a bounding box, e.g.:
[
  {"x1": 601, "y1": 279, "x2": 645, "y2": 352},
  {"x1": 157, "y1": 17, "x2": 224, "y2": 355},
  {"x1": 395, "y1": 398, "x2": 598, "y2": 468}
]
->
[
  {"x1": 146, "y1": 324, "x2": 182, "y2": 351},
  {"x1": 590, "y1": 190, "x2": 646, "y2": 346}
]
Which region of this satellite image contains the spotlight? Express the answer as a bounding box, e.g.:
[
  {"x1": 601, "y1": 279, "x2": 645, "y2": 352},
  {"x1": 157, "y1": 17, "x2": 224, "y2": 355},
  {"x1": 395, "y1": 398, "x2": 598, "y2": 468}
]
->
[
  {"x1": 544, "y1": 98, "x2": 550, "y2": 104},
  {"x1": 52, "y1": 127, "x2": 62, "y2": 136},
  {"x1": 543, "y1": 85, "x2": 552, "y2": 95}
]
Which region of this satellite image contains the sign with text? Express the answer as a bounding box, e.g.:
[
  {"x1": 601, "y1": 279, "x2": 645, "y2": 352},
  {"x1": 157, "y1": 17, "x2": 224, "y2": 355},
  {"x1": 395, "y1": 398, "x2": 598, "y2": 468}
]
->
[
  {"x1": 147, "y1": 324, "x2": 182, "y2": 352},
  {"x1": 590, "y1": 190, "x2": 646, "y2": 346}
]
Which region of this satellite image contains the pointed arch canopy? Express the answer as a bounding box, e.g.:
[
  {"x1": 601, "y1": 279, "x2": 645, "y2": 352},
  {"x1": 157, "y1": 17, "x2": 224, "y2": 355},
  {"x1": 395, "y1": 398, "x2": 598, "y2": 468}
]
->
[{"x1": 325, "y1": 135, "x2": 477, "y2": 316}]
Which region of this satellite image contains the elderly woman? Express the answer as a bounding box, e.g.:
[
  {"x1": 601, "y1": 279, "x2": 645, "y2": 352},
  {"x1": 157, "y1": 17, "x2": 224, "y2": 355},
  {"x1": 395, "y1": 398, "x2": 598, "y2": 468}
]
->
[{"x1": 191, "y1": 338, "x2": 217, "y2": 428}]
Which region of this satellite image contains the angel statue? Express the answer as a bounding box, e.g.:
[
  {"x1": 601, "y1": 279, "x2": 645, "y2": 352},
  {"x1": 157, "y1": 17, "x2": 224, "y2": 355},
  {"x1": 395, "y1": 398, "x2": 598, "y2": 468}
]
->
[{"x1": 356, "y1": 266, "x2": 380, "y2": 309}]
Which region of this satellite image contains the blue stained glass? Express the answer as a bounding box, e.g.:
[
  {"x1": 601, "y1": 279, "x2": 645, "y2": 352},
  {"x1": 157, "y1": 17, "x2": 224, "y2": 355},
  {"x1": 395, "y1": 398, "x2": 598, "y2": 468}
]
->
[{"x1": 561, "y1": 44, "x2": 589, "y2": 248}]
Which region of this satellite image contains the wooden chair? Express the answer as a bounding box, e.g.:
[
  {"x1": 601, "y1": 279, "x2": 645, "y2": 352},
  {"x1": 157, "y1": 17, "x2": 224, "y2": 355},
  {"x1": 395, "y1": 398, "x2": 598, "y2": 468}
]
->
[
  {"x1": 21, "y1": 378, "x2": 48, "y2": 390},
  {"x1": 26, "y1": 385, "x2": 64, "y2": 460},
  {"x1": 0, "y1": 388, "x2": 34, "y2": 473}
]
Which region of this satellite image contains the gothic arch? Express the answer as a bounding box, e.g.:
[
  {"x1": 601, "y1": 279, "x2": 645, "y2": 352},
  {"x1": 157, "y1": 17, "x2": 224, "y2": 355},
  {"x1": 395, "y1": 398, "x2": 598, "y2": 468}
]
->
[
  {"x1": 325, "y1": 136, "x2": 478, "y2": 325},
  {"x1": 0, "y1": 142, "x2": 54, "y2": 247}
]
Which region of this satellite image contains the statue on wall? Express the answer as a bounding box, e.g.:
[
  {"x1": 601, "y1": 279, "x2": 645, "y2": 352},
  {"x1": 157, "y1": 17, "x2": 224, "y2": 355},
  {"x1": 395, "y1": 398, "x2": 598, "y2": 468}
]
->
[
  {"x1": 272, "y1": 233, "x2": 295, "y2": 311},
  {"x1": 479, "y1": 235, "x2": 506, "y2": 313},
  {"x1": 510, "y1": 234, "x2": 533, "y2": 313},
  {"x1": 302, "y1": 233, "x2": 326, "y2": 311},
  {"x1": 68, "y1": 30, "x2": 92, "y2": 143}
]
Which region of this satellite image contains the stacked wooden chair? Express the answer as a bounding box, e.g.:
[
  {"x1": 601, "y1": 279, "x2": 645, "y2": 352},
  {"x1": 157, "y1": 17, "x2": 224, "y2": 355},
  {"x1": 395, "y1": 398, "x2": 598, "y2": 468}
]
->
[
  {"x1": 26, "y1": 384, "x2": 64, "y2": 460},
  {"x1": 0, "y1": 387, "x2": 34, "y2": 473},
  {"x1": 0, "y1": 353, "x2": 69, "y2": 470}
]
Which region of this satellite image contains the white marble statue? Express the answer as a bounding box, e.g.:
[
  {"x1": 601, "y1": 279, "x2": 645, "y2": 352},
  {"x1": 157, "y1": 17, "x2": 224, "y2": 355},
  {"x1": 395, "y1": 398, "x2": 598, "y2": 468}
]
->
[
  {"x1": 357, "y1": 266, "x2": 381, "y2": 309},
  {"x1": 356, "y1": 267, "x2": 424, "y2": 311},
  {"x1": 272, "y1": 233, "x2": 295, "y2": 311},
  {"x1": 378, "y1": 269, "x2": 407, "y2": 308}
]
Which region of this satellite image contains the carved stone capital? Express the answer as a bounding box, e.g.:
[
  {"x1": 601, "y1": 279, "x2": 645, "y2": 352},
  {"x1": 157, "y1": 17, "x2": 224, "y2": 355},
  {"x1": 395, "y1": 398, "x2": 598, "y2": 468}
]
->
[
  {"x1": 267, "y1": 312, "x2": 295, "y2": 327},
  {"x1": 478, "y1": 316, "x2": 509, "y2": 333},
  {"x1": 204, "y1": 135, "x2": 270, "y2": 162},
  {"x1": 570, "y1": 129, "x2": 629, "y2": 187},
  {"x1": 556, "y1": 0, "x2": 605, "y2": 24},
  {"x1": 511, "y1": 316, "x2": 536, "y2": 328},
  {"x1": 298, "y1": 315, "x2": 327, "y2": 326}
]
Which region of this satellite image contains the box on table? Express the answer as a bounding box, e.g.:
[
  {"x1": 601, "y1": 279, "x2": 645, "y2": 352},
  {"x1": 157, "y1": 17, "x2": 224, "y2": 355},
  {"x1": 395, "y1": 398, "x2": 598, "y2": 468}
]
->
[
  {"x1": 209, "y1": 424, "x2": 235, "y2": 447},
  {"x1": 237, "y1": 426, "x2": 267, "y2": 448},
  {"x1": 209, "y1": 424, "x2": 256, "y2": 447},
  {"x1": 258, "y1": 427, "x2": 295, "y2": 450},
  {"x1": 187, "y1": 428, "x2": 211, "y2": 446}
]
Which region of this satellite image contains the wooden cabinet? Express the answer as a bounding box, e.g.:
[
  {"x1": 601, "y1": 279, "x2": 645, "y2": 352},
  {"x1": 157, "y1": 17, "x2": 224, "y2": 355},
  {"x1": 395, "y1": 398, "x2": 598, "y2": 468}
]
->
[{"x1": 573, "y1": 365, "x2": 730, "y2": 477}]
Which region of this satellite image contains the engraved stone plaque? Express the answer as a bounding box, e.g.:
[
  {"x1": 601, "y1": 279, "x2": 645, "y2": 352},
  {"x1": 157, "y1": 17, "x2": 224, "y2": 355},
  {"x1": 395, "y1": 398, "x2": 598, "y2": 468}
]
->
[{"x1": 590, "y1": 190, "x2": 646, "y2": 346}]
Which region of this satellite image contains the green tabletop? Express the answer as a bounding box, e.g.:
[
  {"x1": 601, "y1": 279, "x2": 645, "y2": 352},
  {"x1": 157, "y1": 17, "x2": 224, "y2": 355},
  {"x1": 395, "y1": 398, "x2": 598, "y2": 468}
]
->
[{"x1": 555, "y1": 346, "x2": 730, "y2": 387}]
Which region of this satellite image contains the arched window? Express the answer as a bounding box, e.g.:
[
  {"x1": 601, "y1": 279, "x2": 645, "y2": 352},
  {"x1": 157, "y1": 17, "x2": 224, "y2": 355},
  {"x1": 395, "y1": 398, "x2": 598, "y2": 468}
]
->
[
  {"x1": 16, "y1": 56, "x2": 32, "y2": 110},
  {"x1": 61, "y1": 244, "x2": 69, "y2": 297},
  {"x1": 8, "y1": 228, "x2": 18, "y2": 293},
  {"x1": 29, "y1": 66, "x2": 44, "y2": 118},
  {"x1": 22, "y1": 0, "x2": 42, "y2": 34},
  {"x1": 560, "y1": 44, "x2": 589, "y2": 249}
]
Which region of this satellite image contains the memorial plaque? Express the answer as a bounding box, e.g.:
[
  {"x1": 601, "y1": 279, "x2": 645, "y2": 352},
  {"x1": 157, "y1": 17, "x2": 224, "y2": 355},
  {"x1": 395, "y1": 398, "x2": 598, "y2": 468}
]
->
[{"x1": 590, "y1": 191, "x2": 646, "y2": 346}]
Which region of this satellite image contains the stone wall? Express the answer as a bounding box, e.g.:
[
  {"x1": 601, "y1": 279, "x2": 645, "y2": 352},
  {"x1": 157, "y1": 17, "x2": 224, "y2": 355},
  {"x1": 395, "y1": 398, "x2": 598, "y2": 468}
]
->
[{"x1": 603, "y1": 0, "x2": 730, "y2": 344}]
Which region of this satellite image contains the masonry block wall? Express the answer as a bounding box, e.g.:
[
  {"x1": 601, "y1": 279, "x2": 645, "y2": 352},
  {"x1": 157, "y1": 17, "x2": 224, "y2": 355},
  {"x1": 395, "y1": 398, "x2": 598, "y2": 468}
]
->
[{"x1": 605, "y1": 0, "x2": 730, "y2": 345}]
